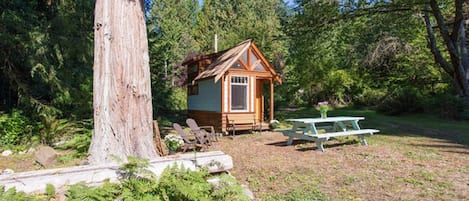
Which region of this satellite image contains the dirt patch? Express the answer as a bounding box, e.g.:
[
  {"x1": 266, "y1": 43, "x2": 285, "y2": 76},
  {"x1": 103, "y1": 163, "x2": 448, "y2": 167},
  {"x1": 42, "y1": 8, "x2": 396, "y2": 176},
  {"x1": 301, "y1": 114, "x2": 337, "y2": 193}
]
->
[
  {"x1": 0, "y1": 149, "x2": 83, "y2": 173},
  {"x1": 209, "y1": 131, "x2": 469, "y2": 200}
]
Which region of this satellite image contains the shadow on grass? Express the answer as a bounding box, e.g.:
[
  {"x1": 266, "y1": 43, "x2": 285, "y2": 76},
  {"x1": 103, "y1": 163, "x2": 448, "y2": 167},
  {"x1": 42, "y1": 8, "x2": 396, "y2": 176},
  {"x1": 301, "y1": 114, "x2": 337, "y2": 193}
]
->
[
  {"x1": 409, "y1": 143, "x2": 469, "y2": 154},
  {"x1": 265, "y1": 139, "x2": 361, "y2": 152},
  {"x1": 275, "y1": 107, "x2": 469, "y2": 148}
]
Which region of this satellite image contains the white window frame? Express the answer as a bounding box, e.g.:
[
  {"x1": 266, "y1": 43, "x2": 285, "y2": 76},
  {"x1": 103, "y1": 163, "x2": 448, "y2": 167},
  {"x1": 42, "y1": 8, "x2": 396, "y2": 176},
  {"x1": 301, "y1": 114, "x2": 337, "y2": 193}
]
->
[{"x1": 230, "y1": 75, "x2": 249, "y2": 112}]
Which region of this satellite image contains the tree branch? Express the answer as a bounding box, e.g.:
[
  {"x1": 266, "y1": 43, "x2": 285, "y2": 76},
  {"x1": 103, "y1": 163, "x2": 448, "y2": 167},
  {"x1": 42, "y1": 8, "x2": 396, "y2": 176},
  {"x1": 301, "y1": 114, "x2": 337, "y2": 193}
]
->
[
  {"x1": 423, "y1": 3, "x2": 454, "y2": 76},
  {"x1": 430, "y1": 0, "x2": 459, "y2": 59},
  {"x1": 450, "y1": 0, "x2": 464, "y2": 41}
]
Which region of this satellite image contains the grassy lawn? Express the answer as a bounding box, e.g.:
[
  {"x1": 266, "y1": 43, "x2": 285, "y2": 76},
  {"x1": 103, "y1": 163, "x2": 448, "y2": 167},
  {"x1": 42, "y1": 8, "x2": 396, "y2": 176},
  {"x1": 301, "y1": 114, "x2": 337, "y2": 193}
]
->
[
  {"x1": 1, "y1": 107, "x2": 467, "y2": 200},
  {"x1": 211, "y1": 107, "x2": 469, "y2": 200}
]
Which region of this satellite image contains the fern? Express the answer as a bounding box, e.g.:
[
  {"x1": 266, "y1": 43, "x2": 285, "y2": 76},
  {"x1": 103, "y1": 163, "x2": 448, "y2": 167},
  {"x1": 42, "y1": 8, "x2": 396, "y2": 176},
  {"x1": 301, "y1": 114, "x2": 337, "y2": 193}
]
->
[
  {"x1": 156, "y1": 164, "x2": 212, "y2": 201},
  {"x1": 211, "y1": 174, "x2": 250, "y2": 201},
  {"x1": 0, "y1": 186, "x2": 42, "y2": 201},
  {"x1": 66, "y1": 182, "x2": 120, "y2": 201}
]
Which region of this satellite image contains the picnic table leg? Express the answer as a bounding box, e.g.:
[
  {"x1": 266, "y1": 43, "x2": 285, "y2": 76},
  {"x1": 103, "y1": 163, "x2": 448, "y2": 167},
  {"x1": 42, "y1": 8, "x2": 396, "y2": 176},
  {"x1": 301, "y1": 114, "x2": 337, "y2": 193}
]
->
[
  {"x1": 336, "y1": 121, "x2": 347, "y2": 131},
  {"x1": 351, "y1": 120, "x2": 361, "y2": 130},
  {"x1": 287, "y1": 136, "x2": 294, "y2": 146},
  {"x1": 358, "y1": 134, "x2": 367, "y2": 146},
  {"x1": 315, "y1": 139, "x2": 326, "y2": 152}
]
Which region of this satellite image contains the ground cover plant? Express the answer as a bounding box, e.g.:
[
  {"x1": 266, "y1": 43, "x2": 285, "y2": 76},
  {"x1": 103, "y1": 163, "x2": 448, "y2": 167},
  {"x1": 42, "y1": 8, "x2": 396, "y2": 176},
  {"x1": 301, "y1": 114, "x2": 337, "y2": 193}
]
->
[{"x1": 0, "y1": 158, "x2": 249, "y2": 201}]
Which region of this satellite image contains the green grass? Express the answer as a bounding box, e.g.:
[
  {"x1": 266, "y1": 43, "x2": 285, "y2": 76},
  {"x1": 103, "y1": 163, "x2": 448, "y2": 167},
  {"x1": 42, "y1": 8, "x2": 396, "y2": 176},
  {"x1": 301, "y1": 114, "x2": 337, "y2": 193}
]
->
[
  {"x1": 268, "y1": 107, "x2": 469, "y2": 200},
  {"x1": 275, "y1": 107, "x2": 469, "y2": 146}
]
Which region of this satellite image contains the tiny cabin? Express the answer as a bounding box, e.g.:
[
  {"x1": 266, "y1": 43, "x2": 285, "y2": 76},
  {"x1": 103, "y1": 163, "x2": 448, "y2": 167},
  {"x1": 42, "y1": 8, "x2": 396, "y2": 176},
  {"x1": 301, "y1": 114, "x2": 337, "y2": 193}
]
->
[{"x1": 182, "y1": 39, "x2": 281, "y2": 133}]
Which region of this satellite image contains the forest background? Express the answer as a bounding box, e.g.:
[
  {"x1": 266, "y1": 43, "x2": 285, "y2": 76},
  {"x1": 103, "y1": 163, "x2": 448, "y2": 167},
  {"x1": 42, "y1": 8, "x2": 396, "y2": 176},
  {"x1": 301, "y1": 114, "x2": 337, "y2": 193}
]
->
[{"x1": 1, "y1": 0, "x2": 468, "y2": 150}]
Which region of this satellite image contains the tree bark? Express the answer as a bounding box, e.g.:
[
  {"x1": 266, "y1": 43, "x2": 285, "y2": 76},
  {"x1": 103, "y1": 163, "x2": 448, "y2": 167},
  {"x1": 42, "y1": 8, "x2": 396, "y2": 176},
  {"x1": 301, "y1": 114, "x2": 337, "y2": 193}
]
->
[
  {"x1": 427, "y1": 0, "x2": 469, "y2": 97},
  {"x1": 89, "y1": 0, "x2": 158, "y2": 164}
]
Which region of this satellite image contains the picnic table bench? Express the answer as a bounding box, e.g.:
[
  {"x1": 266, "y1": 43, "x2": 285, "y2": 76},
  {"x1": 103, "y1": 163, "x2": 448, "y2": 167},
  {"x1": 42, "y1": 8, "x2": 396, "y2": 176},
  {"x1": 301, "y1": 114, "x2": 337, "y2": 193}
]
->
[{"x1": 281, "y1": 117, "x2": 380, "y2": 152}]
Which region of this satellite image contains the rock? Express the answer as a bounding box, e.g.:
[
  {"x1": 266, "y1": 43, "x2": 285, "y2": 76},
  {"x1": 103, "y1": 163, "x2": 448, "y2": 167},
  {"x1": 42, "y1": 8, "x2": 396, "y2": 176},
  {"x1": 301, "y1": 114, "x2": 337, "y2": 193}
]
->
[
  {"x1": 207, "y1": 177, "x2": 221, "y2": 188},
  {"x1": 27, "y1": 147, "x2": 36, "y2": 153},
  {"x1": 53, "y1": 141, "x2": 66, "y2": 147},
  {"x1": 242, "y1": 184, "x2": 255, "y2": 200},
  {"x1": 35, "y1": 146, "x2": 57, "y2": 168},
  {"x1": 2, "y1": 168, "x2": 14, "y2": 175},
  {"x1": 79, "y1": 159, "x2": 89, "y2": 166},
  {"x1": 2, "y1": 150, "x2": 13, "y2": 157}
]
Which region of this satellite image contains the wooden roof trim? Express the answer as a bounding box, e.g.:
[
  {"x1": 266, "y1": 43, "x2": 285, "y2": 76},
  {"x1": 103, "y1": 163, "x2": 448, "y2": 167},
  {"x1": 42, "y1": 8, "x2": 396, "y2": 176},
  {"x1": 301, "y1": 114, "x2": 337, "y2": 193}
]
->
[
  {"x1": 212, "y1": 40, "x2": 252, "y2": 82},
  {"x1": 190, "y1": 39, "x2": 282, "y2": 84},
  {"x1": 192, "y1": 39, "x2": 252, "y2": 82}
]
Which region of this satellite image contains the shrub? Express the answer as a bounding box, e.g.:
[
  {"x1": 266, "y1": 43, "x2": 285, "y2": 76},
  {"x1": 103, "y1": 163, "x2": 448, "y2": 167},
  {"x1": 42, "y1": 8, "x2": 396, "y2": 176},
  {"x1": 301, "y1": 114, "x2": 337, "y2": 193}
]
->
[
  {"x1": 0, "y1": 186, "x2": 42, "y2": 201},
  {"x1": 354, "y1": 88, "x2": 386, "y2": 107},
  {"x1": 156, "y1": 164, "x2": 212, "y2": 201},
  {"x1": 427, "y1": 94, "x2": 466, "y2": 120},
  {"x1": 0, "y1": 110, "x2": 33, "y2": 149},
  {"x1": 376, "y1": 88, "x2": 423, "y2": 115},
  {"x1": 66, "y1": 182, "x2": 121, "y2": 201},
  {"x1": 56, "y1": 122, "x2": 92, "y2": 160},
  {"x1": 1, "y1": 159, "x2": 249, "y2": 201}
]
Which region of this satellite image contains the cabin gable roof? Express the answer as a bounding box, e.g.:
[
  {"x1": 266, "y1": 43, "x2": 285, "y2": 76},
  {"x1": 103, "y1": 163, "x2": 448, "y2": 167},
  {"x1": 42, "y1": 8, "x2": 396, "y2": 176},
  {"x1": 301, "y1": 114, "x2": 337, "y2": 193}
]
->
[{"x1": 188, "y1": 39, "x2": 281, "y2": 83}]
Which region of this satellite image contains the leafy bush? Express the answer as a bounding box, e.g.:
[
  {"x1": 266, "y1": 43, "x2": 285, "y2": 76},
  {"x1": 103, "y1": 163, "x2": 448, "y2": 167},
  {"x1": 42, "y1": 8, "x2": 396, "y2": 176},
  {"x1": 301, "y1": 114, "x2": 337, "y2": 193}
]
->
[
  {"x1": 0, "y1": 110, "x2": 33, "y2": 149},
  {"x1": 66, "y1": 182, "x2": 121, "y2": 201},
  {"x1": 376, "y1": 88, "x2": 423, "y2": 115},
  {"x1": 55, "y1": 120, "x2": 92, "y2": 161},
  {"x1": 0, "y1": 186, "x2": 42, "y2": 201},
  {"x1": 39, "y1": 117, "x2": 91, "y2": 146},
  {"x1": 426, "y1": 94, "x2": 466, "y2": 120},
  {"x1": 2, "y1": 159, "x2": 249, "y2": 201},
  {"x1": 354, "y1": 88, "x2": 386, "y2": 107},
  {"x1": 156, "y1": 165, "x2": 212, "y2": 201},
  {"x1": 45, "y1": 184, "x2": 55, "y2": 200}
]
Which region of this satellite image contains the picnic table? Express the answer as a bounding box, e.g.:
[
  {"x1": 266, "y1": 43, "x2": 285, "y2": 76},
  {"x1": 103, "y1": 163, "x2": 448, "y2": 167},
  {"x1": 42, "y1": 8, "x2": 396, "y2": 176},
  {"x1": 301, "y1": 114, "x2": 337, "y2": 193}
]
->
[{"x1": 281, "y1": 116, "x2": 379, "y2": 152}]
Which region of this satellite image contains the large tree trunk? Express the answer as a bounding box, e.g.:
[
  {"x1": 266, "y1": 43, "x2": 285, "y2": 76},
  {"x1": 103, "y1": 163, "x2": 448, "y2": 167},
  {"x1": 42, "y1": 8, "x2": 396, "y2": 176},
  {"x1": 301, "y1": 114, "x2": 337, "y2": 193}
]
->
[{"x1": 89, "y1": 0, "x2": 158, "y2": 164}]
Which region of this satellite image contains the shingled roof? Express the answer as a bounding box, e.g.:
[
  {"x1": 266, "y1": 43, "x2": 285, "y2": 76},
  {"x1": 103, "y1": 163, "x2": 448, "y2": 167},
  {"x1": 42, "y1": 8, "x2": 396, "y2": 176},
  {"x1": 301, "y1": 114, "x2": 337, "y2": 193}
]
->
[{"x1": 194, "y1": 39, "x2": 253, "y2": 82}]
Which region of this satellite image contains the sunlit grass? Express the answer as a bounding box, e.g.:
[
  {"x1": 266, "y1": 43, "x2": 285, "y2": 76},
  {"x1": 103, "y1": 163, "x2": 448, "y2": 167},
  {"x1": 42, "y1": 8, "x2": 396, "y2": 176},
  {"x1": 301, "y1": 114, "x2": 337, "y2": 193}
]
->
[{"x1": 275, "y1": 107, "x2": 469, "y2": 146}]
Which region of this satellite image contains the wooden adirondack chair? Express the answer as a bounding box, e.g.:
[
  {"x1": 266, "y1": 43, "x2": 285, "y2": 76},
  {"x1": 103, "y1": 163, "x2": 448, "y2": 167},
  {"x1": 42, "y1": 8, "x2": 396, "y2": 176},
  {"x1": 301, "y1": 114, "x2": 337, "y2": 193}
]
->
[
  {"x1": 186, "y1": 118, "x2": 218, "y2": 145},
  {"x1": 172, "y1": 123, "x2": 206, "y2": 152}
]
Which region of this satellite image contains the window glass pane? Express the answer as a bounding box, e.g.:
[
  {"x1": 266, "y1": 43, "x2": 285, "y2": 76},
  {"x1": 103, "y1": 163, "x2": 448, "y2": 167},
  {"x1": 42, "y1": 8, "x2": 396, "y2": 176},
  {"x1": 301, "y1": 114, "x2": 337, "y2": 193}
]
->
[
  {"x1": 231, "y1": 61, "x2": 243, "y2": 69},
  {"x1": 231, "y1": 85, "x2": 247, "y2": 110},
  {"x1": 231, "y1": 76, "x2": 247, "y2": 83},
  {"x1": 241, "y1": 51, "x2": 248, "y2": 64},
  {"x1": 250, "y1": 51, "x2": 258, "y2": 67},
  {"x1": 253, "y1": 63, "x2": 266, "y2": 71}
]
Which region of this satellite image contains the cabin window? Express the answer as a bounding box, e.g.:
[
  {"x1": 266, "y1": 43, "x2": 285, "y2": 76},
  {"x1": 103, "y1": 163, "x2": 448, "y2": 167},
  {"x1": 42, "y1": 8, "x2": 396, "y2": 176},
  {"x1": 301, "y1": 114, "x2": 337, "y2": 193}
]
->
[
  {"x1": 187, "y1": 84, "x2": 198, "y2": 96},
  {"x1": 231, "y1": 76, "x2": 248, "y2": 111}
]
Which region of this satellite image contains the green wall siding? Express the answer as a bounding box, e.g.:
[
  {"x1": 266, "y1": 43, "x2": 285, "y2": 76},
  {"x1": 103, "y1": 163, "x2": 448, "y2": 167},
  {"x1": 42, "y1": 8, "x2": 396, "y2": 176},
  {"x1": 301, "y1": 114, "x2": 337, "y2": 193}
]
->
[{"x1": 188, "y1": 78, "x2": 221, "y2": 112}]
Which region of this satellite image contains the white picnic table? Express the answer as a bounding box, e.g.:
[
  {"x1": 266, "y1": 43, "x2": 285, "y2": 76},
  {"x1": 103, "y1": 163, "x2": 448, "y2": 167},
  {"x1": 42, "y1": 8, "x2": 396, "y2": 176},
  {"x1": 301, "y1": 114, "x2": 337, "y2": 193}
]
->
[{"x1": 282, "y1": 116, "x2": 379, "y2": 151}]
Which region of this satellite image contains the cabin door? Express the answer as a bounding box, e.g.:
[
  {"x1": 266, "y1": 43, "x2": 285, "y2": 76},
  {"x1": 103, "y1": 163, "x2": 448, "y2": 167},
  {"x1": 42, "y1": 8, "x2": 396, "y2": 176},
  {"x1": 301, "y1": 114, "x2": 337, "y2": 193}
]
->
[{"x1": 255, "y1": 79, "x2": 264, "y2": 122}]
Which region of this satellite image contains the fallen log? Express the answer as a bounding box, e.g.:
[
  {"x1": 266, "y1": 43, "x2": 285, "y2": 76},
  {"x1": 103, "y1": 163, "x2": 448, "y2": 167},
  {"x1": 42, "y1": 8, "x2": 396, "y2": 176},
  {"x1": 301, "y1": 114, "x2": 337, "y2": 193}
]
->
[{"x1": 0, "y1": 151, "x2": 232, "y2": 194}]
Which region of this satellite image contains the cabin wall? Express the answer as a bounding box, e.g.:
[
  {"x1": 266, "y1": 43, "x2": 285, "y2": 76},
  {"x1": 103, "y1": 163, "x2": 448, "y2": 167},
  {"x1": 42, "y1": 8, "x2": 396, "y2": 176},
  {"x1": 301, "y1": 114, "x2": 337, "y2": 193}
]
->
[
  {"x1": 187, "y1": 78, "x2": 221, "y2": 112},
  {"x1": 187, "y1": 110, "x2": 223, "y2": 132}
]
